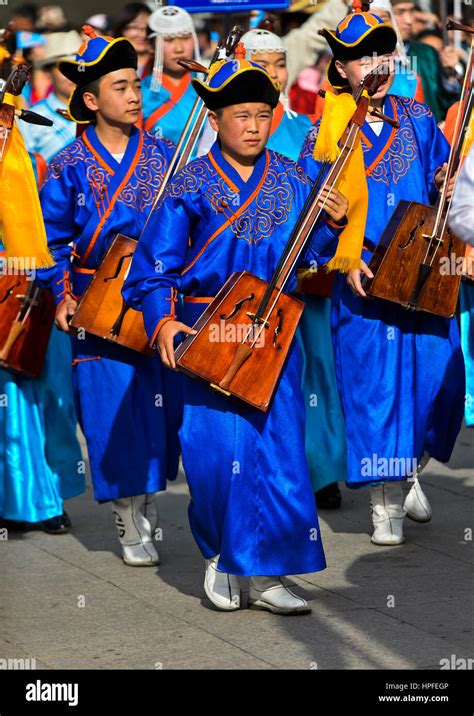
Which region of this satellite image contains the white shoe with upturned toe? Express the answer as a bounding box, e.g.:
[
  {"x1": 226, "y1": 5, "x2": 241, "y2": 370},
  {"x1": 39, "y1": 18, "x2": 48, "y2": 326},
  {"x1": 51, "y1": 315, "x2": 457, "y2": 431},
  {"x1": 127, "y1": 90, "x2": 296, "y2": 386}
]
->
[
  {"x1": 404, "y1": 476, "x2": 432, "y2": 523},
  {"x1": 111, "y1": 495, "x2": 160, "y2": 566},
  {"x1": 370, "y1": 483, "x2": 406, "y2": 546},
  {"x1": 248, "y1": 576, "x2": 311, "y2": 615},
  {"x1": 204, "y1": 555, "x2": 241, "y2": 611}
]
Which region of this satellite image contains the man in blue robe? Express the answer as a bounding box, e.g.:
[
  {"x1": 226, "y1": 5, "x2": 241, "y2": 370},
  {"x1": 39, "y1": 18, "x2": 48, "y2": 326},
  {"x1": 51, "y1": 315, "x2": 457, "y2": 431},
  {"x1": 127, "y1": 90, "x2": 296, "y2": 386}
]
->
[
  {"x1": 123, "y1": 57, "x2": 349, "y2": 614},
  {"x1": 299, "y1": 11, "x2": 465, "y2": 546},
  {"x1": 37, "y1": 27, "x2": 180, "y2": 567}
]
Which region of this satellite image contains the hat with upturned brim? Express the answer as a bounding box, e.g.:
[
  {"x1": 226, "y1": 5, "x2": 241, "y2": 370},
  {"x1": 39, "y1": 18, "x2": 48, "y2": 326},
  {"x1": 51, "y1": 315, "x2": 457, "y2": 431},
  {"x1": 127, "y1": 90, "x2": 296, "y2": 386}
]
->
[
  {"x1": 35, "y1": 30, "x2": 82, "y2": 68},
  {"x1": 59, "y1": 25, "x2": 137, "y2": 123},
  {"x1": 191, "y1": 56, "x2": 280, "y2": 111},
  {"x1": 321, "y1": 12, "x2": 397, "y2": 89}
]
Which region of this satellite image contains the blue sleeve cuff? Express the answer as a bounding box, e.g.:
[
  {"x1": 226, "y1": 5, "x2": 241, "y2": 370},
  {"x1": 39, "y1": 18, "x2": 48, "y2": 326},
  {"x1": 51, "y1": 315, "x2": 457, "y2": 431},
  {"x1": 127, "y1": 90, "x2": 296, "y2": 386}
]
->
[{"x1": 141, "y1": 286, "x2": 179, "y2": 348}]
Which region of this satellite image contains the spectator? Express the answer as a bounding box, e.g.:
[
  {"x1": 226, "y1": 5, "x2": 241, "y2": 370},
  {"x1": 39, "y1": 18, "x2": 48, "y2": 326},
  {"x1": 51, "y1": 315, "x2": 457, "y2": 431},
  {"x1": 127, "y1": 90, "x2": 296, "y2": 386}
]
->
[
  {"x1": 19, "y1": 31, "x2": 81, "y2": 162},
  {"x1": 36, "y1": 5, "x2": 68, "y2": 32},
  {"x1": 111, "y1": 3, "x2": 153, "y2": 79},
  {"x1": 417, "y1": 27, "x2": 465, "y2": 104},
  {"x1": 282, "y1": 0, "x2": 348, "y2": 89},
  {"x1": 392, "y1": 0, "x2": 457, "y2": 121}
]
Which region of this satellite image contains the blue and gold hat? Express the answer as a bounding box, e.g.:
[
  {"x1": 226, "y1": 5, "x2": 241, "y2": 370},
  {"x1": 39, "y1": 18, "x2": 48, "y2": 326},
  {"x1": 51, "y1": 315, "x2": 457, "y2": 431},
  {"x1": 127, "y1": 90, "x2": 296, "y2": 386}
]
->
[
  {"x1": 59, "y1": 25, "x2": 138, "y2": 123},
  {"x1": 191, "y1": 51, "x2": 280, "y2": 111},
  {"x1": 321, "y1": 12, "x2": 397, "y2": 89}
]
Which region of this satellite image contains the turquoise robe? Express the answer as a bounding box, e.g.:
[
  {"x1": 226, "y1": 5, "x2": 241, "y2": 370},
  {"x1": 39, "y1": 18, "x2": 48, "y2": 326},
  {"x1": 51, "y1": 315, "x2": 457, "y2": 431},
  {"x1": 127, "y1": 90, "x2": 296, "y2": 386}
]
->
[
  {"x1": 0, "y1": 155, "x2": 84, "y2": 522},
  {"x1": 141, "y1": 73, "x2": 201, "y2": 152}
]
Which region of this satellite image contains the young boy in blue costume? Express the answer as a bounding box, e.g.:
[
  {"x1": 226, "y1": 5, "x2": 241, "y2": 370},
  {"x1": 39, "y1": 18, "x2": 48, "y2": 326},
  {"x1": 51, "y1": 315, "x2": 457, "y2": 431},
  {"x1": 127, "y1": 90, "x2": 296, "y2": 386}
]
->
[
  {"x1": 37, "y1": 26, "x2": 181, "y2": 567},
  {"x1": 123, "y1": 56, "x2": 349, "y2": 614},
  {"x1": 299, "y1": 11, "x2": 465, "y2": 546}
]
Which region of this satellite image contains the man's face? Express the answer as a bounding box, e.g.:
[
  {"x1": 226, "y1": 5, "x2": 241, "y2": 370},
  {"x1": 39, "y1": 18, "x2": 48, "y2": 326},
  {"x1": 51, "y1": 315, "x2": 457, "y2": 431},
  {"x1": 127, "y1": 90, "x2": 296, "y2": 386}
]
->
[
  {"x1": 335, "y1": 53, "x2": 395, "y2": 101},
  {"x1": 163, "y1": 35, "x2": 195, "y2": 76},
  {"x1": 82, "y1": 68, "x2": 142, "y2": 125},
  {"x1": 208, "y1": 103, "x2": 273, "y2": 161},
  {"x1": 392, "y1": 2, "x2": 415, "y2": 42}
]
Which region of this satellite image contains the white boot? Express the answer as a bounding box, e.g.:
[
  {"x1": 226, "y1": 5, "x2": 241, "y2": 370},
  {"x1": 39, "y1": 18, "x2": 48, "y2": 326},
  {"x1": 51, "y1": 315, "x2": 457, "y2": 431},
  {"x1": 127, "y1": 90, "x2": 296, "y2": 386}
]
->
[
  {"x1": 404, "y1": 454, "x2": 432, "y2": 523},
  {"x1": 248, "y1": 576, "x2": 311, "y2": 615},
  {"x1": 369, "y1": 483, "x2": 406, "y2": 546},
  {"x1": 111, "y1": 495, "x2": 160, "y2": 567},
  {"x1": 204, "y1": 555, "x2": 241, "y2": 611}
]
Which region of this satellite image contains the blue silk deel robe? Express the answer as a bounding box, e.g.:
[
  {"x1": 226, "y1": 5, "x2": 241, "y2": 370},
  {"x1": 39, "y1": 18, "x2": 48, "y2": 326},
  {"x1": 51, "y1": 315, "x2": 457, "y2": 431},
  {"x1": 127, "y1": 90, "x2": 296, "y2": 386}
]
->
[
  {"x1": 123, "y1": 141, "x2": 345, "y2": 576},
  {"x1": 37, "y1": 125, "x2": 181, "y2": 502},
  {"x1": 299, "y1": 96, "x2": 465, "y2": 488}
]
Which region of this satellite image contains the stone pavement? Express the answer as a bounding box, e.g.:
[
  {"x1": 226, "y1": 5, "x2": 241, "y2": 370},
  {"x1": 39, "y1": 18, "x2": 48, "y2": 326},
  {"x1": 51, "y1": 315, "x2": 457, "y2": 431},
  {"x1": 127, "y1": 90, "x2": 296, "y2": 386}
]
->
[{"x1": 0, "y1": 426, "x2": 472, "y2": 670}]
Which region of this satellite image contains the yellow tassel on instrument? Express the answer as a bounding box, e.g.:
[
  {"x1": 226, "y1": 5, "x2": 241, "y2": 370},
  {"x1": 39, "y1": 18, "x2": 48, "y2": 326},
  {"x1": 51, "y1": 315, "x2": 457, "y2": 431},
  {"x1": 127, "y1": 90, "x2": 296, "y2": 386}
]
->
[
  {"x1": 313, "y1": 91, "x2": 357, "y2": 163},
  {"x1": 312, "y1": 91, "x2": 369, "y2": 273},
  {"x1": 0, "y1": 93, "x2": 55, "y2": 267},
  {"x1": 326, "y1": 137, "x2": 368, "y2": 273}
]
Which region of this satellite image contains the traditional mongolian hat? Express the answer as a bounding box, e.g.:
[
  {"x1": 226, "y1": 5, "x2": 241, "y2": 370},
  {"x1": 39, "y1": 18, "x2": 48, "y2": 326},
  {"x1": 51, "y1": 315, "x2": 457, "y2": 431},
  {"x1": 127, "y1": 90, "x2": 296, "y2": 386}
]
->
[
  {"x1": 59, "y1": 25, "x2": 137, "y2": 123},
  {"x1": 191, "y1": 52, "x2": 280, "y2": 112},
  {"x1": 321, "y1": 12, "x2": 397, "y2": 89}
]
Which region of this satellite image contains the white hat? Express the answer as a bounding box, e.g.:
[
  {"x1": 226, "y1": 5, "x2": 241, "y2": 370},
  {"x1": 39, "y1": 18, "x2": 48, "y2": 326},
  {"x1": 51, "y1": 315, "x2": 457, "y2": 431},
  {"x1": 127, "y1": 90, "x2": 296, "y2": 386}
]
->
[
  {"x1": 34, "y1": 30, "x2": 82, "y2": 68},
  {"x1": 240, "y1": 29, "x2": 286, "y2": 58},
  {"x1": 84, "y1": 14, "x2": 109, "y2": 33},
  {"x1": 148, "y1": 6, "x2": 201, "y2": 92},
  {"x1": 148, "y1": 6, "x2": 196, "y2": 38}
]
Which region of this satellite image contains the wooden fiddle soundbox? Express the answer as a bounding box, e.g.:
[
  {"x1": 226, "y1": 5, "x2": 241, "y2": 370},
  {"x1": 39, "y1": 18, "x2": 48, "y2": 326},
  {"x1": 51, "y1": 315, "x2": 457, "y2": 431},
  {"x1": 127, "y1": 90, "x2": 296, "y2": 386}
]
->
[
  {"x1": 0, "y1": 275, "x2": 55, "y2": 378},
  {"x1": 69, "y1": 234, "x2": 152, "y2": 354},
  {"x1": 175, "y1": 271, "x2": 304, "y2": 411},
  {"x1": 362, "y1": 201, "x2": 465, "y2": 318}
]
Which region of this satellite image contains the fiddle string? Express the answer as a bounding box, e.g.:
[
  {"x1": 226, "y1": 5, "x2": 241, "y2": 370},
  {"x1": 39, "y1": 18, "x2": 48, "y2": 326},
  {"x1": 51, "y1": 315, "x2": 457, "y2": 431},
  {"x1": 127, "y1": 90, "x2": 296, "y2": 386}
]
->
[
  {"x1": 247, "y1": 76, "x2": 373, "y2": 329},
  {"x1": 138, "y1": 97, "x2": 203, "y2": 239}
]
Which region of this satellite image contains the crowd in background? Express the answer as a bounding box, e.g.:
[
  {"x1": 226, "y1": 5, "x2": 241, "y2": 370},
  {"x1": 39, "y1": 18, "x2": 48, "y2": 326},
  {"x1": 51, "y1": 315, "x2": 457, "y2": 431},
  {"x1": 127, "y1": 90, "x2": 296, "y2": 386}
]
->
[{"x1": 2, "y1": 0, "x2": 473, "y2": 130}]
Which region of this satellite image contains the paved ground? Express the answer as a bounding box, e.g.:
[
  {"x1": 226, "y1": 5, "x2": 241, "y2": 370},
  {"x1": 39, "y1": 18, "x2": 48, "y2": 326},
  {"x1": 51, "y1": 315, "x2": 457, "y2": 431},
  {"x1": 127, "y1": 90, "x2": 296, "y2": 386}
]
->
[{"x1": 0, "y1": 425, "x2": 472, "y2": 670}]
